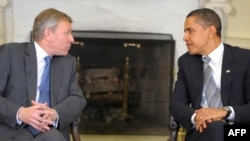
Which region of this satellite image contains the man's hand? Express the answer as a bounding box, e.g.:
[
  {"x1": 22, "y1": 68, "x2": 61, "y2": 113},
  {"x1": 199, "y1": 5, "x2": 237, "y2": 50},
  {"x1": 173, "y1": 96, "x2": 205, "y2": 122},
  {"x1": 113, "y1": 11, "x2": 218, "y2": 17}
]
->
[
  {"x1": 31, "y1": 101, "x2": 58, "y2": 122},
  {"x1": 194, "y1": 107, "x2": 227, "y2": 133},
  {"x1": 18, "y1": 100, "x2": 58, "y2": 132}
]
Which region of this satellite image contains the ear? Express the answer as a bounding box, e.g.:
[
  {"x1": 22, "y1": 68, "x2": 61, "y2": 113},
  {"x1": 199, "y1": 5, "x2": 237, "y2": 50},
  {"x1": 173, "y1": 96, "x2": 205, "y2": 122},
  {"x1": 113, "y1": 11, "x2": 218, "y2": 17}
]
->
[
  {"x1": 43, "y1": 28, "x2": 52, "y2": 41},
  {"x1": 208, "y1": 25, "x2": 216, "y2": 38}
]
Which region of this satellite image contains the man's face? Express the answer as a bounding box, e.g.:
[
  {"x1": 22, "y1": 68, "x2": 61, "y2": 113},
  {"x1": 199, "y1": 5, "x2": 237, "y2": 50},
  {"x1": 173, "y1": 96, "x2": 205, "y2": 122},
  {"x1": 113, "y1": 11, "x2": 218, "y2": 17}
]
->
[
  {"x1": 183, "y1": 16, "x2": 211, "y2": 55},
  {"x1": 49, "y1": 20, "x2": 74, "y2": 56}
]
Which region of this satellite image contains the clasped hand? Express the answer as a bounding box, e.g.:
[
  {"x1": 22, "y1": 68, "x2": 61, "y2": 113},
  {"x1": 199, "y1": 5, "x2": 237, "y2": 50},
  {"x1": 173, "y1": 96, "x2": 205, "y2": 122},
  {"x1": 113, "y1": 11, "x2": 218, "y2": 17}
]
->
[
  {"x1": 18, "y1": 100, "x2": 57, "y2": 132},
  {"x1": 195, "y1": 107, "x2": 226, "y2": 133}
]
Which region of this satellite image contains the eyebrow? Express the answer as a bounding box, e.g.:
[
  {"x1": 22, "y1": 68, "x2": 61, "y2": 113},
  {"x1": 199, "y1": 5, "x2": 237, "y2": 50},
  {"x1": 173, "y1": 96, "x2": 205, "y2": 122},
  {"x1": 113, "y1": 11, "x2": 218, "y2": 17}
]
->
[{"x1": 184, "y1": 27, "x2": 195, "y2": 32}]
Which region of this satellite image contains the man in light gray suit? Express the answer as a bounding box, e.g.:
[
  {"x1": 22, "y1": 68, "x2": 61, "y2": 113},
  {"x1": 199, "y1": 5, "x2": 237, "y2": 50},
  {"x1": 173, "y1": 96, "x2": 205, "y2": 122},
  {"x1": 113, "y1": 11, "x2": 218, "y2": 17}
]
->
[{"x1": 0, "y1": 8, "x2": 86, "y2": 141}]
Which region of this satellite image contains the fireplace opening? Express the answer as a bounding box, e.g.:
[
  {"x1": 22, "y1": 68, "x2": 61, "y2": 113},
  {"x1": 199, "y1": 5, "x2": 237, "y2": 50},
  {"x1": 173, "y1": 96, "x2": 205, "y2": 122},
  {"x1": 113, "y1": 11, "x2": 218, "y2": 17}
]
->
[{"x1": 69, "y1": 31, "x2": 175, "y2": 135}]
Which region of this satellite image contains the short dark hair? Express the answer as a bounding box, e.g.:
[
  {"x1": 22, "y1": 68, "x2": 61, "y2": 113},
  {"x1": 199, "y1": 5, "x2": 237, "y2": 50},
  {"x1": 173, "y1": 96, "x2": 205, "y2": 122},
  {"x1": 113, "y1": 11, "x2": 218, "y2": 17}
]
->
[{"x1": 187, "y1": 8, "x2": 222, "y2": 37}]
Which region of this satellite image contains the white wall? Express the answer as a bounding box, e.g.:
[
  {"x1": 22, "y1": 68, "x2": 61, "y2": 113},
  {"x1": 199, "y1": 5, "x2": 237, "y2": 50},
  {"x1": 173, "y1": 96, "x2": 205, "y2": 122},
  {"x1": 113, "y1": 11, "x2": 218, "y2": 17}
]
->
[
  {"x1": 3, "y1": 0, "x2": 250, "y2": 66},
  {"x1": 225, "y1": 0, "x2": 250, "y2": 49},
  {"x1": 5, "y1": 0, "x2": 199, "y2": 72},
  {"x1": 3, "y1": 0, "x2": 249, "y2": 89}
]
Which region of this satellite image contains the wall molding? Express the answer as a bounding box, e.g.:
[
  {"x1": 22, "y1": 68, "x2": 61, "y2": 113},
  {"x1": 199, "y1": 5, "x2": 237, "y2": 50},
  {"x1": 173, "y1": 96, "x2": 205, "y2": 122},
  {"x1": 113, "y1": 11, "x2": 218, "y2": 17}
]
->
[
  {"x1": 0, "y1": 0, "x2": 8, "y2": 44},
  {"x1": 202, "y1": 0, "x2": 232, "y2": 40},
  {"x1": 0, "y1": 0, "x2": 7, "y2": 6},
  {"x1": 225, "y1": 36, "x2": 250, "y2": 49}
]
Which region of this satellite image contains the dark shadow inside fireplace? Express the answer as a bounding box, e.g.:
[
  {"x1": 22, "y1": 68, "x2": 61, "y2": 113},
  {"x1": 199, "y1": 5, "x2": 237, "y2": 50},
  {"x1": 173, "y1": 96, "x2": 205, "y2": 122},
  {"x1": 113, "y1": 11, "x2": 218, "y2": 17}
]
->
[{"x1": 69, "y1": 31, "x2": 175, "y2": 135}]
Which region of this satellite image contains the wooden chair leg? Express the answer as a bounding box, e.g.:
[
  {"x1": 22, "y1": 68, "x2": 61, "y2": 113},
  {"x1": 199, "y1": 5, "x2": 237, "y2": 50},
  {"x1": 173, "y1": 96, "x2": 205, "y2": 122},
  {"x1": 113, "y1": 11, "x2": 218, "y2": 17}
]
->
[{"x1": 71, "y1": 118, "x2": 81, "y2": 141}]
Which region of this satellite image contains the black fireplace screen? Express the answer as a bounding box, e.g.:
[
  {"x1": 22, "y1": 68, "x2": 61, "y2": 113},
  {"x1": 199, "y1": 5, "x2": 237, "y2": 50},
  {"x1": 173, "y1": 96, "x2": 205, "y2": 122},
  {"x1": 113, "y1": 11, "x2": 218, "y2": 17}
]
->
[{"x1": 69, "y1": 31, "x2": 175, "y2": 135}]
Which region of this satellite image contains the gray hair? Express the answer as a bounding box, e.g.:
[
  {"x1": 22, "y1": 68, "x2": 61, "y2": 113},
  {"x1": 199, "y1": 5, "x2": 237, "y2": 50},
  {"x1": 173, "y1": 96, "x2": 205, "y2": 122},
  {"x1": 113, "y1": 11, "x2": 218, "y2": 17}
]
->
[{"x1": 31, "y1": 8, "x2": 72, "y2": 41}]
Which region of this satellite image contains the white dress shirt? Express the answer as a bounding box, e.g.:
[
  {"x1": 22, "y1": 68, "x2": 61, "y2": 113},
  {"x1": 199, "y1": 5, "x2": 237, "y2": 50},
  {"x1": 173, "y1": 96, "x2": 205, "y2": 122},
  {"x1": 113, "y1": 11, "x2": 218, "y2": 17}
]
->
[
  {"x1": 16, "y1": 42, "x2": 58, "y2": 127},
  {"x1": 191, "y1": 42, "x2": 235, "y2": 125},
  {"x1": 34, "y1": 41, "x2": 50, "y2": 102}
]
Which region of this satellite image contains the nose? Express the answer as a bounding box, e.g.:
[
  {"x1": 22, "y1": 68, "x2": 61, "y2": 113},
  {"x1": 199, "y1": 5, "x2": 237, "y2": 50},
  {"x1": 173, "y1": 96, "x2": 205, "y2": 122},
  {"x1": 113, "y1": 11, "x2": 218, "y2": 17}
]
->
[
  {"x1": 69, "y1": 34, "x2": 74, "y2": 43},
  {"x1": 183, "y1": 33, "x2": 188, "y2": 41}
]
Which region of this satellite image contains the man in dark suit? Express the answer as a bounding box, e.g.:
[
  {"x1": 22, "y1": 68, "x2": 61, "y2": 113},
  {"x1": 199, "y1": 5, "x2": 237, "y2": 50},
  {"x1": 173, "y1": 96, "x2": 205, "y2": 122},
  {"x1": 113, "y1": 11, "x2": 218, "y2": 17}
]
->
[
  {"x1": 169, "y1": 8, "x2": 250, "y2": 141},
  {"x1": 0, "y1": 8, "x2": 86, "y2": 141}
]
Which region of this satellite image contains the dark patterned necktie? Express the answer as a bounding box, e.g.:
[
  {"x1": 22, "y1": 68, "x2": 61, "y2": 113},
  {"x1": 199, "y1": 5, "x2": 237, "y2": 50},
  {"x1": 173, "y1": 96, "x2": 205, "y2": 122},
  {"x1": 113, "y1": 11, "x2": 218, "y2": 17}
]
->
[
  {"x1": 202, "y1": 56, "x2": 222, "y2": 108},
  {"x1": 28, "y1": 56, "x2": 51, "y2": 135}
]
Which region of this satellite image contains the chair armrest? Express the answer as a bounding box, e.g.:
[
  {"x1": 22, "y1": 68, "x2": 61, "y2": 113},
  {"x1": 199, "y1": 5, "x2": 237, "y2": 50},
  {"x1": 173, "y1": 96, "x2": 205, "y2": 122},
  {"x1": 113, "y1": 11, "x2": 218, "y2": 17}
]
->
[
  {"x1": 71, "y1": 118, "x2": 81, "y2": 141},
  {"x1": 168, "y1": 116, "x2": 179, "y2": 141}
]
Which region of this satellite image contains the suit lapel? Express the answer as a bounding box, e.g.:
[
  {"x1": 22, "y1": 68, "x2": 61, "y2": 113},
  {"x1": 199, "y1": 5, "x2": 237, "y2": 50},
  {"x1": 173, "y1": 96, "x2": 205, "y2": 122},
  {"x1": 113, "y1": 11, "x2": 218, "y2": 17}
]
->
[
  {"x1": 221, "y1": 45, "x2": 234, "y2": 105},
  {"x1": 25, "y1": 43, "x2": 62, "y2": 106},
  {"x1": 188, "y1": 55, "x2": 204, "y2": 107},
  {"x1": 25, "y1": 43, "x2": 37, "y2": 103},
  {"x1": 50, "y1": 57, "x2": 62, "y2": 106}
]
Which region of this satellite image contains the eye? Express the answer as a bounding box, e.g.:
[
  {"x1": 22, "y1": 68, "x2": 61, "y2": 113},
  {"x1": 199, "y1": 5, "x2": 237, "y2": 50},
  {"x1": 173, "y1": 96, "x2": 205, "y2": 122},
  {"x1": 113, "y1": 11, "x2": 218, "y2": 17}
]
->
[
  {"x1": 185, "y1": 28, "x2": 195, "y2": 34},
  {"x1": 64, "y1": 31, "x2": 71, "y2": 36}
]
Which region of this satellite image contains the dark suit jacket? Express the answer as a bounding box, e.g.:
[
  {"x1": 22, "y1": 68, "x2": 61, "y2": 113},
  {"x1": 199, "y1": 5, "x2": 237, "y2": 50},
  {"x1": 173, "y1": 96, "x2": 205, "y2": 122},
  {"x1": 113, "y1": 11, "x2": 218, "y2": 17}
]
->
[
  {"x1": 169, "y1": 43, "x2": 250, "y2": 133},
  {"x1": 0, "y1": 42, "x2": 86, "y2": 140}
]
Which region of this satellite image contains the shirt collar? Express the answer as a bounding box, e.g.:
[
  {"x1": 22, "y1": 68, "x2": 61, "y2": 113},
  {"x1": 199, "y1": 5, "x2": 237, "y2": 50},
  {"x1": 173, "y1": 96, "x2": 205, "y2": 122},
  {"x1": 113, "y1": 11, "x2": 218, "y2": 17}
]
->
[
  {"x1": 203, "y1": 42, "x2": 224, "y2": 64},
  {"x1": 34, "y1": 41, "x2": 50, "y2": 62}
]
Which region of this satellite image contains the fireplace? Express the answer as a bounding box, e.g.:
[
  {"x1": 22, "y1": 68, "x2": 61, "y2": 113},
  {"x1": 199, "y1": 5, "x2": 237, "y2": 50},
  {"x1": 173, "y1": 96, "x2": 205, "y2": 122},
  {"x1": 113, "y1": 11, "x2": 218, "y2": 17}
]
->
[{"x1": 69, "y1": 31, "x2": 175, "y2": 135}]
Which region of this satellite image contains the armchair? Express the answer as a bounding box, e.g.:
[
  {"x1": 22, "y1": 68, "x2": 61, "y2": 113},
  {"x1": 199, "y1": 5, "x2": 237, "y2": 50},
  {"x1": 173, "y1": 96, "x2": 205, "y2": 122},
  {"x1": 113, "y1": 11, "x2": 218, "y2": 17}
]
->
[
  {"x1": 71, "y1": 118, "x2": 82, "y2": 141},
  {"x1": 168, "y1": 116, "x2": 186, "y2": 141}
]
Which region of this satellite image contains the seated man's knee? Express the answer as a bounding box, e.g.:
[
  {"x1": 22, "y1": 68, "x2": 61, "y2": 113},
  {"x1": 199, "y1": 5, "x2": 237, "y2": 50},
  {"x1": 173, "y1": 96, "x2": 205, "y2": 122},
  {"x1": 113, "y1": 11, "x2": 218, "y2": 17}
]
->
[
  {"x1": 206, "y1": 121, "x2": 225, "y2": 133},
  {"x1": 34, "y1": 128, "x2": 67, "y2": 141}
]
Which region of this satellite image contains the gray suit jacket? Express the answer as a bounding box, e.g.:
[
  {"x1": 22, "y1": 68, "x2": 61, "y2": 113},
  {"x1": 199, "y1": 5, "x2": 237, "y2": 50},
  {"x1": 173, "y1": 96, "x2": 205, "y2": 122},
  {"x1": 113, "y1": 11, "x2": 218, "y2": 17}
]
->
[{"x1": 0, "y1": 42, "x2": 86, "y2": 140}]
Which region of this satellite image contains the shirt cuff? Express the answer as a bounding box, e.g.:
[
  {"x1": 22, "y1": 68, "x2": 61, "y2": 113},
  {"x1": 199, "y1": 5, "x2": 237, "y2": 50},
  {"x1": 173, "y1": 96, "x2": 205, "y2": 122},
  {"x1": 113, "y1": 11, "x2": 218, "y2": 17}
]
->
[
  {"x1": 16, "y1": 107, "x2": 24, "y2": 125},
  {"x1": 226, "y1": 106, "x2": 235, "y2": 124},
  {"x1": 52, "y1": 111, "x2": 59, "y2": 128},
  {"x1": 191, "y1": 113, "x2": 196, "y2": 125}
]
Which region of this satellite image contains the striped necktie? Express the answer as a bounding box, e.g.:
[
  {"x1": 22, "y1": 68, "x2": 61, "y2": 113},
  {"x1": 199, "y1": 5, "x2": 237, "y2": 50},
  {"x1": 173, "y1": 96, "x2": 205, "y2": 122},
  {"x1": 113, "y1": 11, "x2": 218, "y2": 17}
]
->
[{"x1": 202, "y1": 56, "x2": 222, "y2": 108}]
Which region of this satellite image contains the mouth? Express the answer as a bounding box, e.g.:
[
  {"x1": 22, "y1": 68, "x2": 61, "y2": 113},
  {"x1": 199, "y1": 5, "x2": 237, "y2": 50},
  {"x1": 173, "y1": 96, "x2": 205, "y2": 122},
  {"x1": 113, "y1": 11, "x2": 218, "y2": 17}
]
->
[
  {"x1": 186, "y1": 43, "x2": 192, "y2": 47},
  {"x1": 66, "y1": 45, "x2": 71, "y2": 50},
  {"x1": 67, "y1": 46, "x2": 71, "y2": 50}
]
